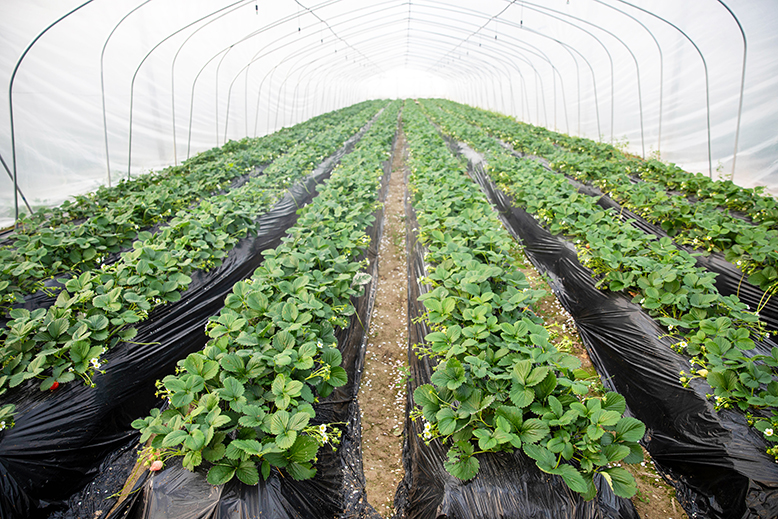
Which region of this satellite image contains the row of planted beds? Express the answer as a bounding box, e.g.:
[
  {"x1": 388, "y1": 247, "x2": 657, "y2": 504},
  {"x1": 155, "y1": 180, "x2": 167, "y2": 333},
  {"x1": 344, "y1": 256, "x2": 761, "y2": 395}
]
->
[{"x1": 0, "y1": 98, "x2": 776, "y2": 519}]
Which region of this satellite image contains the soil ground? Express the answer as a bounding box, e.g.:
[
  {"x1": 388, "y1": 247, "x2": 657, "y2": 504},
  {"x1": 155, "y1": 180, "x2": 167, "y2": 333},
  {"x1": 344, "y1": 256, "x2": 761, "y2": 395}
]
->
[{"x1": 357, "y1": 130, "x2": 409, "y2": 517}]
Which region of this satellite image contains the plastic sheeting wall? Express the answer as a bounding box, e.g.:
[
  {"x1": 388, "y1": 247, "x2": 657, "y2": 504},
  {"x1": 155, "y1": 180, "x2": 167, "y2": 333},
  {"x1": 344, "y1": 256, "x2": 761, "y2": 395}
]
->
[
  {"x1": 2, "y1": 0, "x2": 777, "y2": 228},
  {"x1": 0, "y1": 0, "x2": 367, "y2": 226}
]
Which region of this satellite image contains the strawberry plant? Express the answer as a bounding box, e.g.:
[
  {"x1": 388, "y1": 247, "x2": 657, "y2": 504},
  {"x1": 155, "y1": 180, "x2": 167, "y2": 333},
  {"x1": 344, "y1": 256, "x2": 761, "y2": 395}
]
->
[
  {"x1": 0, "y1": 101, "x2": 385, "y2": 312},
  {"x1": 419, "y1": 99, "x2": 778, "y2": 460},
  {"x1": 0, "y1": 102, "x2": 386, "y2": 425},
  {"x1": 403, "y1": 102, "x2": 644, "y2": 499},
  {"x1": 131, "y1": 101, "x2": 401, "y2": 485}
]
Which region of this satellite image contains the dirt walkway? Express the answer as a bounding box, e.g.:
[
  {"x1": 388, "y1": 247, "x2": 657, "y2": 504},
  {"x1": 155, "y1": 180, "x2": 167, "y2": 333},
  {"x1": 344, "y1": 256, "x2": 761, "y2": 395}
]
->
[{"x1": 358, "y1": 130, "x2": 409, "y2": 517}]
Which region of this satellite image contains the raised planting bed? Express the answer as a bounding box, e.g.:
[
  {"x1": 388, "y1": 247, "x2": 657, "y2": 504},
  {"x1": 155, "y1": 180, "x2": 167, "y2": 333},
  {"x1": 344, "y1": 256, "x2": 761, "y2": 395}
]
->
[
  {"x1": 420, "y1": 99, "x2": 778, "y2": 518},
  {"x1": 117, "y1": 102, "x2": 402, "y2": 519},
  {"x1": 395, "y1": 101, "x2": 642, "y2": 518}
]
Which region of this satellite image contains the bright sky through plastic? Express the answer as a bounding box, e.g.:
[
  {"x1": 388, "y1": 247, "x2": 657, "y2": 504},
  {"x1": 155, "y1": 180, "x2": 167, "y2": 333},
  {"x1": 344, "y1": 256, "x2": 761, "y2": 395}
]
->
[{"x1": 365, "y1": 68, "x2": 450, "y2": 99}]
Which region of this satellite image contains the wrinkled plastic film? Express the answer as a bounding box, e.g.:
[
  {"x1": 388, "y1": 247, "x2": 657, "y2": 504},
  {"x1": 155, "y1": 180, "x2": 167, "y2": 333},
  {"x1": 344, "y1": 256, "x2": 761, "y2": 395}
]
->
[
  {"x1": 0, "y1": 119, "x2": 379, "y2": 519},
  {"x1": 457, "y1": 142, "x2": 778, "y2": 519}
]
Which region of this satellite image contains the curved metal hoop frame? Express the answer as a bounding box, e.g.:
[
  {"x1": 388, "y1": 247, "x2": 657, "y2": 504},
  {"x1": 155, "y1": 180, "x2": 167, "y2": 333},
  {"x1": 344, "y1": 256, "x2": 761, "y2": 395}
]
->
[{"x1": 7, "y1": 0, "x2": 754, "y2": 224}]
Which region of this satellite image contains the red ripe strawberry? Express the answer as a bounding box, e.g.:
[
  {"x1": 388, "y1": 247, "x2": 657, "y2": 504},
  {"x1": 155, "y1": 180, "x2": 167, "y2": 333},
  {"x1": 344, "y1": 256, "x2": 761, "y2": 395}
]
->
[{"x1": 50, "y1": 381, "x2": 59, "y2": 391}]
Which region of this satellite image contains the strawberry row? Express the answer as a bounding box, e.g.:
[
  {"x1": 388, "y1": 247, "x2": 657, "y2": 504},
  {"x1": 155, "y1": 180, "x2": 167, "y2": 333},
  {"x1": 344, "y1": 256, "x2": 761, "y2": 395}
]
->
[
  {"x1": 0, "y1": 103, "x2": 384, "y2": 429},
  {"x1": 0, "y1": 101, "x2": 384, "y2": 311},
  {"x1": 403, "y1": 101, "x2": 644, "y2": 499},
  {"x1": 130, "y1": 101, "x2": 401, "y2": 486}
]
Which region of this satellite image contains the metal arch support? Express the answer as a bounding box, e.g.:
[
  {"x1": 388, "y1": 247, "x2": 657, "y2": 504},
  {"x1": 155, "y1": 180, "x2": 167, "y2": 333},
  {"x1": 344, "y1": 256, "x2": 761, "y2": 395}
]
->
[
  {"x1": 267, "y1": 3, "x2": 388, "y2": 131},
  {"x1": 243, "y1": 0, "x2": 363, "y2": 130},
  {"x1": 422, "y1": 4, "x2": 557, "y2": 127},
  {"x1": 423, "y1": 24, "x2": 555, "y2": 126},
  {"x1": 184, "y1": 7, "x2": 324, "y2": 153},
  {"x1": 170, "y1": 1, "x2": 246, "y2": 164},
  {"x1": 100, "y1": 0, "x2": 153, "y2": 187},
  {"x1": 292, "y1": 0, "x2": 383, "y2": 76},
  {"x1": 522, "y1": 26, "x2": 600, "y2": 138},
  {"x1": 214, "y1": 1, "x2": 547, "y2": 142},
  {"x1": 183, "y1": 3, "x2": 315, "y2": 156},
  {"x1": 521, "y1": 1, "x2": 646, "y2": 157},
  {"x1": 258, "y1": 17, "x2": 383, "y2": 134},
  {"x1": 717, "y1": 0, "x2": 747, "y2": 182},
  {"x1": 520, "y1": 28, "x2": 581, "y2": 135},
  {"x1": 296, "y1": 53, "x2": 466, "y2": 117},
  {"x1": 270, "y1": 0, "x2": 642, "y2": 148},
  {"x1": 429, "y1": 0, "x2": 613, "y2": 141},
  {"x1": 182, "y1": 4, "x2": 327, "y2": 150},
  {"x1": 423, "y1": 0, "x2": 516, "y2": 74},
  {"x1": 289, "y1": 61, "x2": 374, "y2": 124},
  {"x1": 431, "y1": 25, "x2": 569, "y2": 132},
  {"x1": 509, "y1": 2, "x2": 615, "y2": 142},
  {"x1": 419, "y1": 1, "x2": 591, "y2": 134},
  {"x1": 223, "y1": 1, "x2": 558, "y2": 139},
  {"x1": 215, "y1": 3, "x2": 332, "y2": 141},
  {"x1": 264, "y1": 36, "x2": 497, "y2": 130},
  {"x1": 436, "y1": 42, "x2": 539, "y2": 125},
  {"x1": 299, "y1": 57, "x2": 465, "y2": 121},
  {"x1": 271, "y1": 50, "x2": 378, "y2": 131},
  {"x1": 424, "y1": 28, "x2": 553, "y2": 125},
  {"x1": 427, "y1": 3, "x2": 590, "y2": 134},
  {"x1": 489, "y1": 28, "x2": 569, "y2": 131},
  {"x1": 215, "y1": 45, "x2": 237, "y2": 145},
  {"x1": 430, "y1": 12, "x2": 568, "y2": 131},
  {"x1": 185, "y1": 48, "x2": 231, "y2": 158},
  {"x1": 268, "y1": 21, "x2": 529, "y2": 133},
  {"x1": 149, "y1": 0, "x2": 641, "y2": 164},
  {"x1": 284, "y1": 22, "x2": 543, "y2": 130},
  {"x1": 288, "y1": 42, "x2": 491, "y2": 121},
  {"x1": 8, "y1": 0, "x2": 95, "y2": 223},
  {"x1": 1, "y1": 150, "x2": 33, "y2": 214},
  {"x1": 455, "y1": 25, "x2": 533, "y2": 123},
  {"x1": 292, "y1": 57, "x2": 387, "y2": 122},
  {"x1": 241, "y1": 14, "x2": 476, "y2": 136},
  {"x1": 616, "y1": 1, "x2": 713, "y2": 177},
  {"x1": 288, "y1": 37, "x2": 509, "y2": 114}
]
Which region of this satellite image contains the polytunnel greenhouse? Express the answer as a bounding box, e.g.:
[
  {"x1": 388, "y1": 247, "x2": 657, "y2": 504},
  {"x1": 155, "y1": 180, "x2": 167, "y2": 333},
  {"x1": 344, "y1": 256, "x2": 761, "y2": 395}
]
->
[{"x1": 1, "y1": 1, "x2": 777, "y2": 518}]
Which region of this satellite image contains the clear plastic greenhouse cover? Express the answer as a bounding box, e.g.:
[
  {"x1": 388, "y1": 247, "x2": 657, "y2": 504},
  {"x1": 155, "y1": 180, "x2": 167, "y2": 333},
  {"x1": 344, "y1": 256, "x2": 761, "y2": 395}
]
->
[{"x1": 1, "y1": 0, "x2": 777, "y2": 228}]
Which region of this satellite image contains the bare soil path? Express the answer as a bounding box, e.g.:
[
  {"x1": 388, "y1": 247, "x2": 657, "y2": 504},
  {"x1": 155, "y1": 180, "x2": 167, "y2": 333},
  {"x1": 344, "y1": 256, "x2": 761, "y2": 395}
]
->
[{"x1": 358, "y1": 129, "x2": 409, "y2": 517}]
